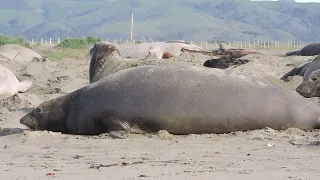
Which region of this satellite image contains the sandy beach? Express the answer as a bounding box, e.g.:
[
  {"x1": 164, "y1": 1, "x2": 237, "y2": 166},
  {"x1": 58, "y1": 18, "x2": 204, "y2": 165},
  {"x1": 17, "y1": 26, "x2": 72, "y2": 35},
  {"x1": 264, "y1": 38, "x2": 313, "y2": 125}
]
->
[{"x1": 1, "y1": 45, "x2": 320, "y2": 180}]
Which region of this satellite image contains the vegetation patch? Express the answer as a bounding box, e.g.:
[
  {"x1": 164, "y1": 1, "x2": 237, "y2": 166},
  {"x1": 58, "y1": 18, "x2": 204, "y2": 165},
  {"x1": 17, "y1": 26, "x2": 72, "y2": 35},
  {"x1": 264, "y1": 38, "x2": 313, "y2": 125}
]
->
[
  {"x1": 57, "y1": 37, "x2": 101, "y2": 49},
  {"x1": 0, "y1": 35, "x2": 31, "y2": 48},
  {"x1": 41, "y1": 48, "x2": 90, "y2": 61}
]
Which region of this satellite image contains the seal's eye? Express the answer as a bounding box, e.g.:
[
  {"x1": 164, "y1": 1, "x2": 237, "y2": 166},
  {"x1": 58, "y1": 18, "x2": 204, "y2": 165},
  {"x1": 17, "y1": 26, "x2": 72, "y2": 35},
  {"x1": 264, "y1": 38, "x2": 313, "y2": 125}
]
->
[
  {"x1": 36, "y1": 108, "x2": 41, "y2": 113},
  {"x1": 312, "y1": 77, "x2": 318, "y2": 81}
]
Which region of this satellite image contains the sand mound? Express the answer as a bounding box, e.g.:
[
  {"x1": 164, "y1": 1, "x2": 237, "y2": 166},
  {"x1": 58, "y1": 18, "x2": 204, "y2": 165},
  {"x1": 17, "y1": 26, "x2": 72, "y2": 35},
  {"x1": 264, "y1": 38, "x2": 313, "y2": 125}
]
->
[{"x1": 0, "y1": 44, "x2": 43, "y2": 63}]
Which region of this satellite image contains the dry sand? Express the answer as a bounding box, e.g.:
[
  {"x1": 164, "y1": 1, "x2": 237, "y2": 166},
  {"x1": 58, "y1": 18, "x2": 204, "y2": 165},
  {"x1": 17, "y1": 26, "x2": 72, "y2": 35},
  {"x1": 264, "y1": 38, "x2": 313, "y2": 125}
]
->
[{"x1": 1, "y1": 46, "x2": 320, "y2": 180}]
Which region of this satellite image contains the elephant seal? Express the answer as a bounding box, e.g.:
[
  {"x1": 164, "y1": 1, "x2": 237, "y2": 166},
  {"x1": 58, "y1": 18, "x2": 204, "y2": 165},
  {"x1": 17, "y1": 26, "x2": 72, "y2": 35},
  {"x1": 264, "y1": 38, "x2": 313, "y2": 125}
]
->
[
  {"x1": 20, "y1": 64, "x2": 320, "y2": 138},
  {"x1": 285, "y1": 43, "x2": 320, "y2": 56},
  {"x1": 0, "y1": 64, "x2": 32, "y2": 99},
  {"x1": 89, "y1": 41, "x2": 130, "y2": 84},
  {"x1": 281, "y1": 55, "x2": 320, "y2": 82},
  {"x1": 296, "y1": 69, "x2": 320, "y2": 98},
  {"x1": 203, "y1": 58, "x2": 249, "y2": 69}
]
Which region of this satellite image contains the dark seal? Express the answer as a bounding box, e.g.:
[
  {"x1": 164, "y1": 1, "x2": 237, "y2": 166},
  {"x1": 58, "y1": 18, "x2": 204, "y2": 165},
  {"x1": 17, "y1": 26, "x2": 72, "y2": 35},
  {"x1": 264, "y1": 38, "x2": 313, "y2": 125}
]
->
[
  {"x1": 203, "y1": 58, "x2": 250, "y2": 69},
  {"x1": 20, "y1": 65, "x2": 320, "y2": 139},
  {"x1": 285, "y1": 43, "x2": 320, "y2": 56},
  {"x1": 89, "y1": 41, "x2": 126, "y2": 84}
]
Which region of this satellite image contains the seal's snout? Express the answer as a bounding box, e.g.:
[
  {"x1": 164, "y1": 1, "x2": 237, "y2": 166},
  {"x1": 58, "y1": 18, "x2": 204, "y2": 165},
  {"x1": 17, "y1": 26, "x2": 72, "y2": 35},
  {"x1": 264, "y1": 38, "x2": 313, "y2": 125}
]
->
[
  {"x1": 20, "y1": 116, "x2": 38, "y2": 130},
  {"x1": 296, "y1": 84, "x2": 313, "y2": 98}
]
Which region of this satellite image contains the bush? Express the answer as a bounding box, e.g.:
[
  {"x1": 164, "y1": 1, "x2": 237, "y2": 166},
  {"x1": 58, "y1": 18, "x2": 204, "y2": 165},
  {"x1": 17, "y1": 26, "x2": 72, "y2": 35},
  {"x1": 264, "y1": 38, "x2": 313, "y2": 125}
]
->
[
  {"x1": 0, "y1": 36, "x2": 31, "y2": 48},
  {"x1": 86, "y1": 36, "x2": 101, "y2": 44},
  {"x1": 57, "y1": 37, "x2": 101, "y2": 49}
]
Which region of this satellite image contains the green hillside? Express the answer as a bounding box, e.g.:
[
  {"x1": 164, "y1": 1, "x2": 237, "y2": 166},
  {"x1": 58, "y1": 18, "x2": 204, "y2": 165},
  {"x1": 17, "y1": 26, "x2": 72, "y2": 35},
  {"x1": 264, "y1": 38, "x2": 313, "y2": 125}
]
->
[{"x1": 0, "y1": 0, "x2": 320, "y2": 42}]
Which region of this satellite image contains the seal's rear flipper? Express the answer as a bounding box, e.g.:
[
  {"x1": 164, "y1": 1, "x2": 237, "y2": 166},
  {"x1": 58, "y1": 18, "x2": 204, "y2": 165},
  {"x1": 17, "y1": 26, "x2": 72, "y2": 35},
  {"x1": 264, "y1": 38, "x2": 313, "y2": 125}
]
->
[
  {"x1": 101, "y1": 115, "x2": 131, "y2": 139},
  {"x1": 281, "y1": 62, "x2": 310, "y2": 82}
]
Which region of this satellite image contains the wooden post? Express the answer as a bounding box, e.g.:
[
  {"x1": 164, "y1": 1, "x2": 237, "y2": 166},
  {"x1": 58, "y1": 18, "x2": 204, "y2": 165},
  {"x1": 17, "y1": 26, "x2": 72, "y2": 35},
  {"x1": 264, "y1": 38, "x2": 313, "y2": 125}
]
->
[{"x1": 130, "y1": 12, "x2": 134, "y2": 43}]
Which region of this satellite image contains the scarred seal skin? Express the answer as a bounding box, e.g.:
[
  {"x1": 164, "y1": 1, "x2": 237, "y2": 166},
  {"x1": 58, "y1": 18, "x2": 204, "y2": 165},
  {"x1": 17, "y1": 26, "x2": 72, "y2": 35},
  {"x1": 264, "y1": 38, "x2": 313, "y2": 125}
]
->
[{"x1": 20, "y1": 64, "x2": 320, "y2": 139}]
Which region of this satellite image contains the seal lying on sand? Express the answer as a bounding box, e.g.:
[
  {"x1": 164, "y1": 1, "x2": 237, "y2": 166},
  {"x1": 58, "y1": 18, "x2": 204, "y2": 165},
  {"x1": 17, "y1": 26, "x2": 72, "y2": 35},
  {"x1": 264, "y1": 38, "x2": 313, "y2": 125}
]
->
[
  {"x1": 203, "y1": 58, "x2": 249, "y2": 69},
  {"x1": 285, "y1": 43, "x2": 320, "y2": 56},
  {"x1": 20, "y1": 64, "x2": 320, "y2": 138},
  {"x1": 0, "y1": 64, "x2": 32, "y2": 99},
  {"x1": 296, "y1": 69, "x2": 320, "y2": 98},
  {"x1": 280, "y1": 55, "x2": 320, "y2": 82}
]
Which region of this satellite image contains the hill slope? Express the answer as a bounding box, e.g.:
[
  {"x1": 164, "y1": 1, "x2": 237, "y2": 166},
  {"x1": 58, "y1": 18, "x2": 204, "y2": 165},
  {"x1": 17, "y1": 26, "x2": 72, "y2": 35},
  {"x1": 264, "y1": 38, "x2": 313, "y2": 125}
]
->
[{"x1": 0, "y1": 0, "x2": 320, "y2": 42}]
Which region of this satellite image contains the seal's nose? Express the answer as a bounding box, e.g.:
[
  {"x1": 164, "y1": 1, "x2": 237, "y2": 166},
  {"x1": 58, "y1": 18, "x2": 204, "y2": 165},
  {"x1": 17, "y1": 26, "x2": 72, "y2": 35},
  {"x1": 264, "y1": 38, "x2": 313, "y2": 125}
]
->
[
  {"x1": 296, "y1": 85, "x2": 312, "y2": 98},
  {"x1": 20, "y1": 116, "x2": 37, "y2": 130}
]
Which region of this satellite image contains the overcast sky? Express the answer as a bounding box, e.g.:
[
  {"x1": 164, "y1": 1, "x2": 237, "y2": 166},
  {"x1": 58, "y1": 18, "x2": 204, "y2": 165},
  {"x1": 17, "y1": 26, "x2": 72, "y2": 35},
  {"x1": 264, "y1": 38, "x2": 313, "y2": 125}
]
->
[
  {"x1": 296, "y1": 0, "x2": 320, "y2": 2},
  {"x1": 252, "y1": 0, "x2": 320, "y2": 2}
]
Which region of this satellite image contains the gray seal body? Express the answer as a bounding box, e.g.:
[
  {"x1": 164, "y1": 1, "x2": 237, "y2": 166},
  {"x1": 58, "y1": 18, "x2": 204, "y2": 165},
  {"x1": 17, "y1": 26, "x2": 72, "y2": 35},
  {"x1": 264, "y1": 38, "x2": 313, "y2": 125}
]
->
[
  {"x1": 285, "y1": 43, "x2": 320, "y2": 56},
  {"x1": 281, "y1": 55, "x2": 320, "y2": 82},
  {"x1": 20, "y1": 65, "x2": 320, "y2": 138}
]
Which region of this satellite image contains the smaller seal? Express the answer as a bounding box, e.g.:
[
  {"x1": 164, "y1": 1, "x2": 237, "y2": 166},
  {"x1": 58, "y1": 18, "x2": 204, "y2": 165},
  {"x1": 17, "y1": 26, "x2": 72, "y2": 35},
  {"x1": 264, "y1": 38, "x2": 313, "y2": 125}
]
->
[
  {"x1": 285, "y1": 43, "x2": 320, "y2": 56},
  {"x1": 0, "y1": 64, "x2": 32, "y2": 99},
  {"x1": 296, "y1": 69, "x2": 320, "y2": 98},
  {"x1": 203, "y1": 58, "x2": 249, "y2": 69}
]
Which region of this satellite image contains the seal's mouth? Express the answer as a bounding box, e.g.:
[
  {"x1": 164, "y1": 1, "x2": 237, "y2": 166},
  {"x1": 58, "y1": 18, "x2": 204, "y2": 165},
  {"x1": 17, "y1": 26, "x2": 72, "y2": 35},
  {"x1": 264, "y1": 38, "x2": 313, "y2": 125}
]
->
[{"x1": 20, "y1": 116, "x2": 38, "y2": 130}]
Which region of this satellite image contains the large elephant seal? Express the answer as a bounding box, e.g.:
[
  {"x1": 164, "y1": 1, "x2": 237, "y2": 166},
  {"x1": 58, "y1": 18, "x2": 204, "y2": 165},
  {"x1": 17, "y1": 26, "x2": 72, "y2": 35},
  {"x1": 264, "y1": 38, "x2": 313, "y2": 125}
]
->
[
  {"x1": 285, "y1": 43, "x2": 320, "y2": 56},
  {"x1": 281, "y1": 55, "x2": 320, "y2": 82},
  {"x1": 0, "y1": 64, "x2": 32, "y2": 99},
  {"x1": 20, "y1": 65, "x2": 320, "y2": 138},
  {"x1": 296, "y1": 69, "x2": 320, "y2": 98}
]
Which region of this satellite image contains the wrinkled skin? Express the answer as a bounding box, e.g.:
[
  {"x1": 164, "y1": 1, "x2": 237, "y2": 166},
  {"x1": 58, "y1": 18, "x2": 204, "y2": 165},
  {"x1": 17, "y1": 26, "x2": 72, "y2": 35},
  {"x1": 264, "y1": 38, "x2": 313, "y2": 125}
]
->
[{"x1": 296, "y1": 69, "x2": 320, "y2": 98}]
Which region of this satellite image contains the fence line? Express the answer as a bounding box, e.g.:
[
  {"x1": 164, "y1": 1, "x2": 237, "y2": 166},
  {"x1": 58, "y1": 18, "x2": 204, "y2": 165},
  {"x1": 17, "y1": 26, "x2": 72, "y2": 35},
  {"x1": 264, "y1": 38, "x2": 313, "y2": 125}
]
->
[{"x1": 26, "y1": 37, "x2": 312, "y2": 50}]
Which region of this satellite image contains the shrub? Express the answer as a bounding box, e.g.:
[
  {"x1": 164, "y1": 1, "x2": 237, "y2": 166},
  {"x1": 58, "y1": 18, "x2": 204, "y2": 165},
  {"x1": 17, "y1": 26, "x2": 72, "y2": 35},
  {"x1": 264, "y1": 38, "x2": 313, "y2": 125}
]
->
[
  {"x1": 86, "y1": 36, "x2": 101, "y2": 44},
  {"x1": 0, "y1": 36, "x2": 31, "y2": 48},
  {"x1": 57, "y1": 37, "x2": 101, "y2": 49}
]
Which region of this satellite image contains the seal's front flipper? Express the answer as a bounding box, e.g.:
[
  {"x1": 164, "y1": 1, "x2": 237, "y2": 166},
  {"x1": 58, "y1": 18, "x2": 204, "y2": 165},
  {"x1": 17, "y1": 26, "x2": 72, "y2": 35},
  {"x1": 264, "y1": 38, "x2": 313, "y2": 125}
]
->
[
  {"x1": 101, "y1": 116, "x2": 131, "y2": 139},
  {"x1": 109, "y1": 130, "x2": 129, "y2": 139}
]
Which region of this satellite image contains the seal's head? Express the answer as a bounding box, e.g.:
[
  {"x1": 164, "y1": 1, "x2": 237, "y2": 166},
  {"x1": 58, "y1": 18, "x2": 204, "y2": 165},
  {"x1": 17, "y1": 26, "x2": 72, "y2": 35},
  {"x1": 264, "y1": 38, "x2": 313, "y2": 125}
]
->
[
  {"x1": 296, "y1": 69, "x2": 320, "y2": 98},
  {"x1": 89, "y1": 41, "x2": 121, "y2": 83},
  {"x1": 20, "y1": 95, "x2": 71, "y2": 132}
]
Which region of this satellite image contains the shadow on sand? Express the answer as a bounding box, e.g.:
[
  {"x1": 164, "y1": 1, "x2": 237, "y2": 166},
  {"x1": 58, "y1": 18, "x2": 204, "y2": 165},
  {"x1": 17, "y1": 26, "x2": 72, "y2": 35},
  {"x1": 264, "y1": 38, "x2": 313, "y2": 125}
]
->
[{"x1": 0, "y1": 127, "x2": 29, "y2": 137}]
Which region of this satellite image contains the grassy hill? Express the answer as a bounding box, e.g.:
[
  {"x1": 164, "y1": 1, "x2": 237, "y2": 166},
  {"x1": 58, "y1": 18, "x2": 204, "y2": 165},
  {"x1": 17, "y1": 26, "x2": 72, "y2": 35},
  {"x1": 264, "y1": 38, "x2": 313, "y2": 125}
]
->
[{"x1": 1, "y1": 0, "x2": 320, "y2": 42}]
